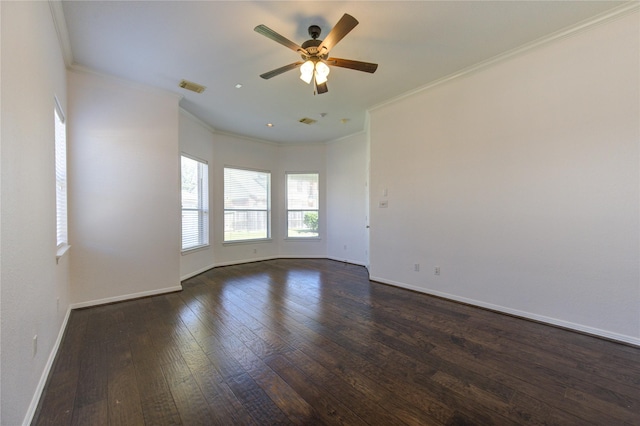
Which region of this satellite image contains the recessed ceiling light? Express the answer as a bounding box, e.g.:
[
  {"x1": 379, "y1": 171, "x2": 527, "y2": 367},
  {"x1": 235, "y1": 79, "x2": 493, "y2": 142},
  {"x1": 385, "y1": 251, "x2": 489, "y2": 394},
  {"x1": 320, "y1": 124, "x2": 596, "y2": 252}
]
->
[
  {"x1": 235, "y1": 83, "x2": 243, "y2": 89},
  {"x1": 340, "y1": 118, "x2": 350, "y2": 124},
  {"x1": 266, "y1": 123, "x2": 274, "y2": 127}
]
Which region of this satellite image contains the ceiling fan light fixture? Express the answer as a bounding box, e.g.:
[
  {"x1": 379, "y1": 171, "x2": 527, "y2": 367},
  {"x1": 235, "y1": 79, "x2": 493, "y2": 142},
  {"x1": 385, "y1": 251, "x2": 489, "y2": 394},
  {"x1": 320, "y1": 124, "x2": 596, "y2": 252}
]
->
[
  {"x1": 300, "y1": 60, "x2": 314, "y2": 84},
  {"x1": 314, "y1": 61, "x2": 330, "y2": 84}
]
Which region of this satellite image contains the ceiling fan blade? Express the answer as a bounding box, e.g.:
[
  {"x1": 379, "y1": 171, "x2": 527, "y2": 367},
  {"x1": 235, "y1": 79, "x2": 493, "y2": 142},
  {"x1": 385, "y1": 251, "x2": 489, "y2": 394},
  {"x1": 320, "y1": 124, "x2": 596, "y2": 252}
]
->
[
  {"x1": 316, "y1": 80, "x2": 328, "y2": 94},
  {"x1": 318, "y1": 14, "x2": 359, "y2": 54},
  {"x1": 327, "y1": 57, "x2": 378, "y2": 73},
  {"x1": 254, "y1": 24, "x2": 308, "y2": 55},
  {"x1": 260, "y1": 62, "x2": 304, "y2": 80}
]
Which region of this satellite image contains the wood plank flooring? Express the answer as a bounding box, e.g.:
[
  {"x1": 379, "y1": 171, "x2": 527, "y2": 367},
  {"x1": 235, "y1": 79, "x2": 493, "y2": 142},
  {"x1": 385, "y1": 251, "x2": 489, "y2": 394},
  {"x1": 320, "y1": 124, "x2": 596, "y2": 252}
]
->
[{"x1": 33, "y1": 258, "x2": 640, "y2": 425}]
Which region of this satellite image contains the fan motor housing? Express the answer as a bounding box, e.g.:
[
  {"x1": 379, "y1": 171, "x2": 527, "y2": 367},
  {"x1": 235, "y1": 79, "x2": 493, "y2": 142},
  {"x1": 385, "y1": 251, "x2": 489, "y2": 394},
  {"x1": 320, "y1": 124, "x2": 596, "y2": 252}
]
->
[{"x1": 301, "y1": 38, "x2": 323, "y2": 57}]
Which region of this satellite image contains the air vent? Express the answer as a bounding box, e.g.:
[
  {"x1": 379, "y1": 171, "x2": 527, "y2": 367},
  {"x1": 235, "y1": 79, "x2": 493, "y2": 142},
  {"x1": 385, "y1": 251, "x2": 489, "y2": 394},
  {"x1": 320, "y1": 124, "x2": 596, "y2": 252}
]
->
[
  {"x1": 178, "y1": 79, "x2": 206, "y2": 94},
  {"x1": 299, "y1": 117, "x2": 317, "y2": 125}
]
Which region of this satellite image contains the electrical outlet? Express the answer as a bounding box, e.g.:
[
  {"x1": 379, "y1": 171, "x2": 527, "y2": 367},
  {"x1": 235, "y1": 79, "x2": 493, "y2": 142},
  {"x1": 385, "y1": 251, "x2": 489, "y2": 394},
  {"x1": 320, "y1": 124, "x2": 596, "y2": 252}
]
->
[
  {"x1": 56, "y1": 297, "x2": 60, "y2": 312},
  {"x1": 33, "y1": 335, "x2": 38, "y2": 357},
  {"x1": 344, "y1": 245, "x2": 347, "y2": 250},
  {"x1": 435, "y1": 266, "x2": 441, "y2": 275},
  {"x1": 253, "y1": 248, "x2": 257, "y2": 254},
  {"x1": 414, "y1": 263, "x2": 420, "y2": 272}
]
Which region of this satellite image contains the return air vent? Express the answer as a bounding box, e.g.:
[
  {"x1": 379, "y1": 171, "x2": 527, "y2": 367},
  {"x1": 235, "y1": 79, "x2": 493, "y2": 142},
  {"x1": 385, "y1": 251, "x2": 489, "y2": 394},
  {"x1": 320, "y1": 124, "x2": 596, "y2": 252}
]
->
[
  {"x1": 178, "y1": 79, "x2": 206, "y2": 94},
  {"x1": 299, "y1": 117, "x2": 317, "y2": 125}
]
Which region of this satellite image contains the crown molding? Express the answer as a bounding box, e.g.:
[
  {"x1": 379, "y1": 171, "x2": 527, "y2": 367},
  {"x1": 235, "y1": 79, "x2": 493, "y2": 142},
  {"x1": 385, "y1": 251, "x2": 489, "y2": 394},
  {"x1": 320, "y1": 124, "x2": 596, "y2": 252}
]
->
[
  {"x1": 48, "y1": 0, "x2": 73, "y2": 67},
  {"x1": 325, "y1": 129, "x2": 367, "y2": 145},
  {"x1": 370, "y1": 1, "x2": 640, "y2": 113},
  {"x1": 180, "y1": 109, "x2": 303, "y2": 147},
  {"x1": 213, "y1": 129, "x2": 285, "y2": 147},
  {"x1": 179, "y1": 107, "x2": 217, "y2": 133},
  {"x1": 68, "y1": 64, "x2": 184, "y2": 101}
]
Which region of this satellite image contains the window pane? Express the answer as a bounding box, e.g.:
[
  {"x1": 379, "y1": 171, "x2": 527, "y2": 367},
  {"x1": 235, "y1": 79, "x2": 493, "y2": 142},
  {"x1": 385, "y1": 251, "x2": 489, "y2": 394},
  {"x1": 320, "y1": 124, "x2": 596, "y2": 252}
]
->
[
  {"x1": 181, "y1": 157, "x2": 199, "y2": 209},
  {"x1": 287, "y1": 211, "x2": 319, "y2": 238},
  {"x1": 224, "y1": 167, "x2": 270, "y2": 242},
  {"x1": 181, "y1": 155, "x2": 208, "y2": 251},
  {"x1": 224, "y1": 168, "x2": 270, "y2": 210},
  {"x1": 287, "y1": 173, "x2": 318, "y2": 209},
  {"x1": 224, "y1": 210, "x2": 268, "y2": 241},
  {"x1": 287, "y1": 173, "x2": 319, "y2": 238}
]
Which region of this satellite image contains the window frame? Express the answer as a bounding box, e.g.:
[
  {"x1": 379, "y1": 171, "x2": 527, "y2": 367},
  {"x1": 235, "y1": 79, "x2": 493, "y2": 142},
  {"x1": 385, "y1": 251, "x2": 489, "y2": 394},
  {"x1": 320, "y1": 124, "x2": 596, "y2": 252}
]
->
[
  {"x1": 223, "y1": 166, "x2": 271, "y2": 243},
  {"x1": 285, "y1": 172, "x2": 320, "y2": 239},
  {"x1": 181, "y1": 153, "x2": 209, "y2": 253}
]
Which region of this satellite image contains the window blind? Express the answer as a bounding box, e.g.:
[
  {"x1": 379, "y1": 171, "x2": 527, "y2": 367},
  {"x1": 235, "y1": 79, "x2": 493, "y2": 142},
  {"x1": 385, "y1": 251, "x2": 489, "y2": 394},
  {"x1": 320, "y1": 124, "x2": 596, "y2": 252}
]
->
[
  {"x1": 181, "y1": 155, "x2": 209, "y2": 251},
  {"x1": 54, "y1": 103, "x2": 68, "y2": 248},
  {"x1": 224, "y1": 167, "x2": 270, "y2": 242}
]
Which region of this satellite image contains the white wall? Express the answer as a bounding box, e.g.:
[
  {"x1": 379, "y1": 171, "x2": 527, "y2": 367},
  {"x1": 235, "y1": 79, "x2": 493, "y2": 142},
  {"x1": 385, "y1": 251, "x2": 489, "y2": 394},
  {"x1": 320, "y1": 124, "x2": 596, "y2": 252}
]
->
[
  {"x1": 326, "y1": 132, "x2": 368, "y2": 265},
  {"x1": 0, "y1": 2, "x2": 71, "y2": 424},
  {"x1": 68, "y1": 69, "x2": 182, "y2": 306},
  {"x1": 369, "y1": 12, "x2": 640, "y2": 344}
]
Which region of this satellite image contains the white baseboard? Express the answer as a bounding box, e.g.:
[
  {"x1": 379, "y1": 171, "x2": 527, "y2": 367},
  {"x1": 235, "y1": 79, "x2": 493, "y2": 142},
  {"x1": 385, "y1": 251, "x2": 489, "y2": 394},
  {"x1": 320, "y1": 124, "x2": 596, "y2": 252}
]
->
[
  {"x1": 180, "y1": 255, "x2": 352, "y2": 281},
  {"x1": 326, "y1": 256, "x2": 367, "y2": 267},
  {"x1": 22, "y1": 306, "x2": 72, "y2": 426},
  {"x1": 370, "y1": 275, "x2": 640, "y2": 347},
  {"x1": 70, "y1": 285, "x2": 183, "y2": 310},
  {"x1": 209, "y1": 255, "x2": 278, "y2": 269},
  {"x1": 276, "y1": 254, "x2": 326, "y2": 259},
  {"x1": 181, "y1": 264, "x2": 219, "y2": 281},
  {"x1": 180, "y1": 257, "x2": 276, "y2": 281}
]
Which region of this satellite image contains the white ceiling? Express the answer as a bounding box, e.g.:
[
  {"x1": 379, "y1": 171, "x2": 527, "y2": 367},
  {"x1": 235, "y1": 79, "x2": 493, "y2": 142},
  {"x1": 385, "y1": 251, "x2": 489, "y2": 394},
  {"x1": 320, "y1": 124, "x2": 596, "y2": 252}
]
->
[{"x1": 60, "y1": 1, "x2": 627, "y2": 144}]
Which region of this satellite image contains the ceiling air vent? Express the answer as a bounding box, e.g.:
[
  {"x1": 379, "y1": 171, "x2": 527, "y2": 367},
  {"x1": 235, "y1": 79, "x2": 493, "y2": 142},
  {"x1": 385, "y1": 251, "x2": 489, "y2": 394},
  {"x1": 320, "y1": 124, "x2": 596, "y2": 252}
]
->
[
  {"x1": 299, "y1": 117, "x2": 317, "y2": 125},
  {"x1": 178, "y1": 79, "x2": 206, "y2": 94}
]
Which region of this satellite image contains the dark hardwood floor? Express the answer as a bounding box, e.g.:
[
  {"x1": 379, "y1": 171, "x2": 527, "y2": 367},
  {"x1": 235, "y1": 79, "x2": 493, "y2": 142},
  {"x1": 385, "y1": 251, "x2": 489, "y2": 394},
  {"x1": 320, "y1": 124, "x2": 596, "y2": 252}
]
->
[{"x1": 33, "y1": 258, "x2": 640, "y2": 425}]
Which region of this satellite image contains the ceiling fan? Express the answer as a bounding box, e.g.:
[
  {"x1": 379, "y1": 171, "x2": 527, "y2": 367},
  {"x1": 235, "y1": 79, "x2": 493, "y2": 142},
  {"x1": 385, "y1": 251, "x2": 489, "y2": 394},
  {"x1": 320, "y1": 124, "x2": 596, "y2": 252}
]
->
[{"x1": 254, "y1": 13, "x2": 378, "y2": 94}]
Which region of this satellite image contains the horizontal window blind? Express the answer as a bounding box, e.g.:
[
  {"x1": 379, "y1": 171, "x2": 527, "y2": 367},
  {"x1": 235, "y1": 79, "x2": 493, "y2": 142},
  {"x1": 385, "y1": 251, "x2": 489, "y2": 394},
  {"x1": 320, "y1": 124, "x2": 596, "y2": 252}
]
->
[
  {"x1": 181, "y1": 155, "x2": 209, "y2": 251},
  {"x1": 54, "y1": 103, "x2": 68, "y2": 248},
  {"x1": 224, "y1": 167, "x2": 270, "y2": 242}
]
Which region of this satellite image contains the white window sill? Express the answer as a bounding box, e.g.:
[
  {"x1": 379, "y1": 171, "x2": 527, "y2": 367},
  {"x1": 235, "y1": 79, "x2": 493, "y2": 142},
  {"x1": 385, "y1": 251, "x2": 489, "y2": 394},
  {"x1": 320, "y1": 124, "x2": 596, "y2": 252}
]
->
[
  {"x1": 284, "y1": 237, "x2": 322, "y2": 241},
  {"x1": 223, "y1": 238, "x2": 273, "y2": 246},
  {"x1": 56, "y1": 244, "x2": 71, "y2": 264},
  {"x1": 181, "y1": 244, "x2": 210, "y2": 255}
]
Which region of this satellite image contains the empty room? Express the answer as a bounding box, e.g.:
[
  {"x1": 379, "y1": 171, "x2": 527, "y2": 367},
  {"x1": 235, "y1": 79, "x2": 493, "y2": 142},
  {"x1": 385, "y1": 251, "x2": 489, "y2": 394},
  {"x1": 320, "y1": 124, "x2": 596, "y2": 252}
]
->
[{"x1": 1, "y1": 1, "x2": 639, "y2": 425}]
